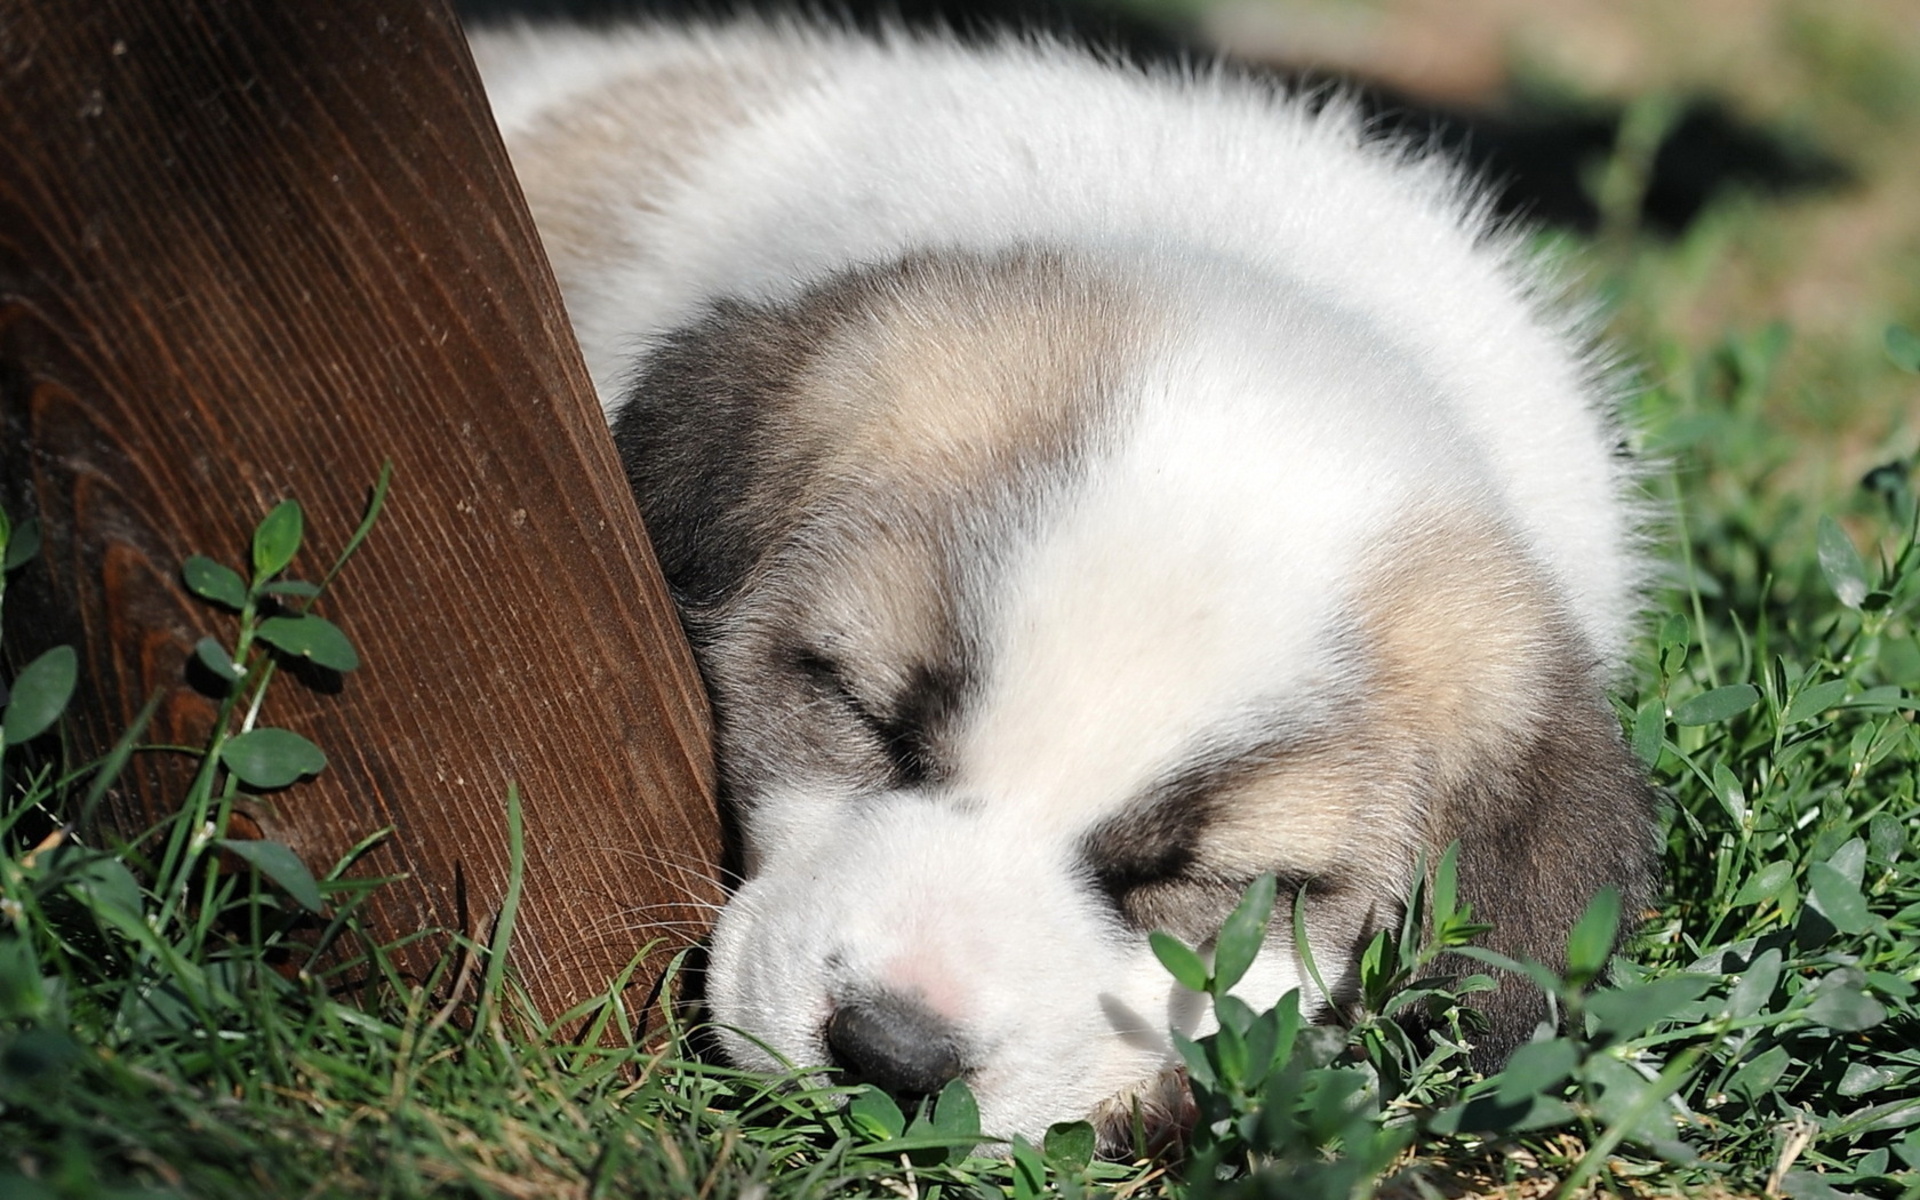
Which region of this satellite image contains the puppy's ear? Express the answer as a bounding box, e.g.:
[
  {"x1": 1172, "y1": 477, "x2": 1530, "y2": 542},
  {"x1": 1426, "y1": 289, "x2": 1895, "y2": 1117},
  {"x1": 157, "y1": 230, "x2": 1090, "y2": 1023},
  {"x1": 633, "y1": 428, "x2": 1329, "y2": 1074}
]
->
[
  {"x1": 611, "y1": 295, "x2": 829, "y2": 611},
  {"x1": 1355, "y1": 511, "x2": 1657, "y2": 1065},
  {"x1": 1439, "y1": 687, "x2": 1660, "y2": 1066}
]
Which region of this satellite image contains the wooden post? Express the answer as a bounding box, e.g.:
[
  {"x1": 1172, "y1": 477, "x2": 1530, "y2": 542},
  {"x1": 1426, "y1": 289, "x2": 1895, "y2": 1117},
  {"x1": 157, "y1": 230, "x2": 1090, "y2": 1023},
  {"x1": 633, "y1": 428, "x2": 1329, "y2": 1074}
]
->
[{"x1": 0, "y1": 0, "x2": 723, "y2": 1029}]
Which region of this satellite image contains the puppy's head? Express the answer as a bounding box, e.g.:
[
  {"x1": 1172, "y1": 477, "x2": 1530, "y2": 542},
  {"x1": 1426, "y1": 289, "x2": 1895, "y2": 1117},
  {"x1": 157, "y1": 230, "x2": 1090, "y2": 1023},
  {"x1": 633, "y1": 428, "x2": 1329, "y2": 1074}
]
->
[{"x1": 613, "y1": 248, "x2": 1656, "y2": 1145}]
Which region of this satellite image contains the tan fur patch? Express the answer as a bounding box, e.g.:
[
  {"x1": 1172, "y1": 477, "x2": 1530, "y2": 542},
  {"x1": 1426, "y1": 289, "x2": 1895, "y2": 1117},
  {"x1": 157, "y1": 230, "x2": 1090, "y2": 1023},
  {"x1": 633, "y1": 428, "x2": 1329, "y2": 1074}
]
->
[
  {"x1": 800, "y1": 253, "x2": 1144, "y2": 487},
  {"x1": 1356, "y1": 508, "x2": 1584, "y2": 793},
  {"x1": 774, "y1": 252, "x2": 1147, "y2": 677},
  {"x1": 1189, "y1": 742, "x2": 1399, "y2": 879}
]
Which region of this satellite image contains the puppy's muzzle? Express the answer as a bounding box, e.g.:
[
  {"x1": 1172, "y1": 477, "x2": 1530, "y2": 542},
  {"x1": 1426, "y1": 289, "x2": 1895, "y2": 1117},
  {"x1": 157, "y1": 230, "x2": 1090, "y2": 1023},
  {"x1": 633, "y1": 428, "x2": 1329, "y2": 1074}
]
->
[{"x1": 826, "y1": 989, "x2": 967, "y2": 1104}]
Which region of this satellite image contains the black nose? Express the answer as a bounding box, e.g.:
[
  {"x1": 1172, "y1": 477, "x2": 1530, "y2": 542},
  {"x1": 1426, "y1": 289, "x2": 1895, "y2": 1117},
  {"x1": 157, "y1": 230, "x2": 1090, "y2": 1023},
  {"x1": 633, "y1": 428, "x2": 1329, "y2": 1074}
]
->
[{"x1": 825, "y1": 991, "x2": 965, "y2": 1103}]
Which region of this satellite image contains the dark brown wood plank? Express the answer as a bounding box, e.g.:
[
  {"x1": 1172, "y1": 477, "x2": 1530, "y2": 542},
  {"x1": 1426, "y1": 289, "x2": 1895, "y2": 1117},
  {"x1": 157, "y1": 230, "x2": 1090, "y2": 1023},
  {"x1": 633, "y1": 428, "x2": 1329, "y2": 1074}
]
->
[{"x1": 0, "y1": 0, "x2": 723, "y2": 1029}]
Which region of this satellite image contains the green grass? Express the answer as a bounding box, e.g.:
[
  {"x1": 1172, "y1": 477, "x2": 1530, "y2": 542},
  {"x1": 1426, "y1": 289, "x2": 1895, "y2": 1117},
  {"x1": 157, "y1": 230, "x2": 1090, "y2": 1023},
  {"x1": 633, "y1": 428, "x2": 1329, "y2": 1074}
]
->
[{"x1": 7, "y1": 36, "x2": 1920, "y2": 1200}]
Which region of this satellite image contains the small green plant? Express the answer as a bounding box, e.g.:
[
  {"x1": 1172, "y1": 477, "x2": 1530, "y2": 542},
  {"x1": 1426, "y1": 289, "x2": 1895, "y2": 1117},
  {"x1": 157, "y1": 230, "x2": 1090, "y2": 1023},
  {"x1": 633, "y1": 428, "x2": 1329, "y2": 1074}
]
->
[
  {"x1": 156, "y1": 479, "x2": 392, "y2": 930},
  {"x1": 0, "y1": 478, "x2": 392, "y2": 1194},
  {"x1": 830, "y1": 1076, "x2": 1112, "y2": 1198},
  {"x1": 0, "y1": 509, "x2": 72, "y2": 765},
  {"x1": 1150, "y1": 872, "x2": 1418, "y2": 1200}
]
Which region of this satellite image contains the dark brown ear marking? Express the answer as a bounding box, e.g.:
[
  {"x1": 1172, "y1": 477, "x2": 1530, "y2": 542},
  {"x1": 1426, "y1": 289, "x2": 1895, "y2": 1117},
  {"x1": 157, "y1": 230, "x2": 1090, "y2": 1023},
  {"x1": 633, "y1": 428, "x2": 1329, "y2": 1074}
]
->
[
  {"x1": 1440, "y1": 680, "x2": 1659, "y2": 1065},
  {"x1": 612, "y1": 295, "x2": 830, "y2": 612}
]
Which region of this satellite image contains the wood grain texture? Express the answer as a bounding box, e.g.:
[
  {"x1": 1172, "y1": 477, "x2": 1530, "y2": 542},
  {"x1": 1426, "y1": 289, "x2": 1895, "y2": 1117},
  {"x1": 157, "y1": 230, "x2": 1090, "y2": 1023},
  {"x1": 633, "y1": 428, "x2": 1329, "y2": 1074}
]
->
[{"x1": 0, "y1": 0, "x2": 723, "y2": 1029}]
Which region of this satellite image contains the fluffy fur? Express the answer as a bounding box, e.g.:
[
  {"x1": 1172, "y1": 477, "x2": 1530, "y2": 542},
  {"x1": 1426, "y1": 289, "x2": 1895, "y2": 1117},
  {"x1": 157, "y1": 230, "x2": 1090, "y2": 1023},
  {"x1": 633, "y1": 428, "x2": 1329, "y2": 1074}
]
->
[{"x1": 470, "y1": 21, "x2": 1659, "y2": 1149}]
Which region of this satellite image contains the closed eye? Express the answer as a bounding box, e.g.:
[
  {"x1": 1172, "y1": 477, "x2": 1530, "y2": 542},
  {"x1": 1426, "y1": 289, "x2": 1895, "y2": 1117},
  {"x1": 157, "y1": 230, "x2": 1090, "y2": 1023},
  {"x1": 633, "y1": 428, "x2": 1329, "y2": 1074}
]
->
[
  {"x1": 1081, "y1": 825, "x2": 1249, "y2": 941},
  {"x1": 1080, "y1": 726, "x2": 1319, "y2": 940},
  {"x1": 790, "y1": 650, "x2": 935, "y2": 788},
  {"x1": 1082, "y1": 835, "x2": 1307, "y2": 944}
]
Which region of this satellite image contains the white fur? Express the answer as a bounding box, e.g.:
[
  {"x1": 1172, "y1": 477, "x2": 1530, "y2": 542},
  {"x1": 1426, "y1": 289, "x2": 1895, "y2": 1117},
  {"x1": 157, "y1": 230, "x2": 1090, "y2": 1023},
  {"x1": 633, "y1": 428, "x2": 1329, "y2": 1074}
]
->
[
  {"x1": 473, "y1": 22, "x2": 1643, "y2": 1145},
  {"x1": 475, "y1": 23, "x2": 1637, "y2": 662}
]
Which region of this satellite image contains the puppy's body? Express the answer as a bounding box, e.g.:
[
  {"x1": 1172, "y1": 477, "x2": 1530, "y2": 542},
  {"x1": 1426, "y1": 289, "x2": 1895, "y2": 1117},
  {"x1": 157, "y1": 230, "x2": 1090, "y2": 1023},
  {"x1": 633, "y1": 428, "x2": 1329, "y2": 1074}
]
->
[{"x1": 472, "y1": 23, "x2": 1658, "y2": 1145}]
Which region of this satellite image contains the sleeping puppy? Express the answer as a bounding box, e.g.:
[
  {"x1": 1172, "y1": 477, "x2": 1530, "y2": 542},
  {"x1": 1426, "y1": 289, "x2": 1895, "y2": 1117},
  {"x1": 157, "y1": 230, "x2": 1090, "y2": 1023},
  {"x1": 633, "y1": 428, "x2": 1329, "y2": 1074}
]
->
[{"x1": 469, "y1": 21, "x2": 1660, "y2": 1148}]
